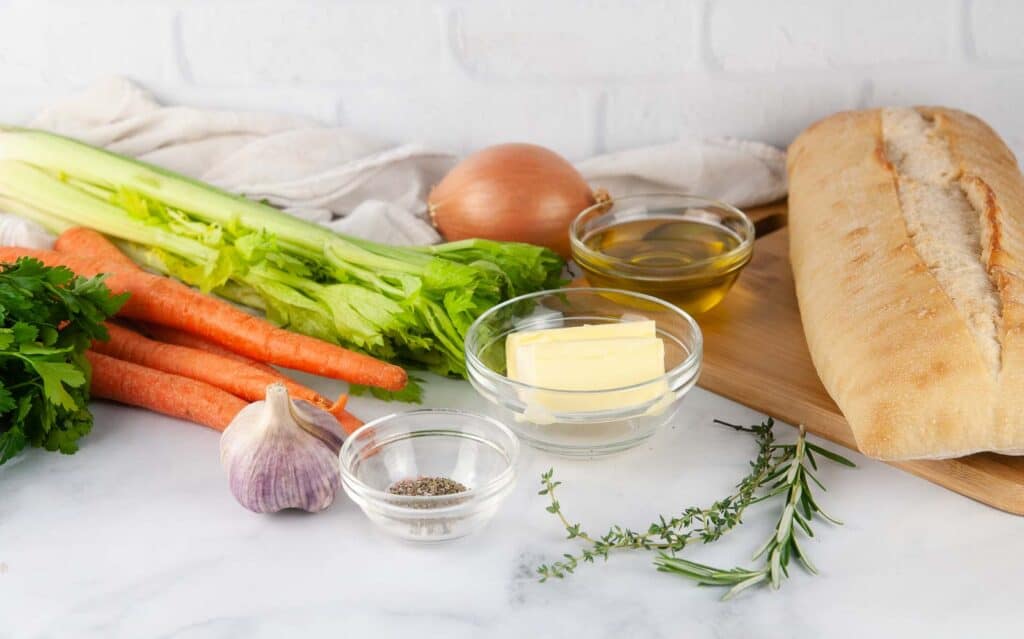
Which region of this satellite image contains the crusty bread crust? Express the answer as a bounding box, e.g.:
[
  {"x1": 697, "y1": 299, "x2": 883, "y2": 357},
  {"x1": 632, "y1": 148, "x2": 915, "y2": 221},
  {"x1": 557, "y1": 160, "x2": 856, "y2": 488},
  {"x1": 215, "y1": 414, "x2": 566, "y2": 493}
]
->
[{"x1": 788, "y1": 107, "x2": 1024, "y2": 460}]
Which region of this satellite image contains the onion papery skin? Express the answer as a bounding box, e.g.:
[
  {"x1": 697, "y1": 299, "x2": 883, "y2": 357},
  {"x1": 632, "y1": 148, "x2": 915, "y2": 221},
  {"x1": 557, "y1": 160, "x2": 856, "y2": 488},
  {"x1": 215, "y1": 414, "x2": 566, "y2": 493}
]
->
[{"x1": 428, "y1": 143, "x2": 596, "y2": 258}]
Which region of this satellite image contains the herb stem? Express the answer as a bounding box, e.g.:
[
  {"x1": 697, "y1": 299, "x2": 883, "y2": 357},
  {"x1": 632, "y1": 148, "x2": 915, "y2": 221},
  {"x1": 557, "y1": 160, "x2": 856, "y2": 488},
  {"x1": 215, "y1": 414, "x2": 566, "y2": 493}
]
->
[
  {"x1": 712, "y1": 418, "x2": 759, "y2": 433},
  {"x1": 537, "y1": 419, "x2": 855, "y2": 599}
]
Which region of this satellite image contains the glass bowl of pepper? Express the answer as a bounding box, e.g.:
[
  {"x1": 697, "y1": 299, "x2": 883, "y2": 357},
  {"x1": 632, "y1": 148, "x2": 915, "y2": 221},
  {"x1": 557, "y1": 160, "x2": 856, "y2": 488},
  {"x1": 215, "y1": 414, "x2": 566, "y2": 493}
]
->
[{"x1": 339, "y1": 409, "x2": 519, "y2": 542}]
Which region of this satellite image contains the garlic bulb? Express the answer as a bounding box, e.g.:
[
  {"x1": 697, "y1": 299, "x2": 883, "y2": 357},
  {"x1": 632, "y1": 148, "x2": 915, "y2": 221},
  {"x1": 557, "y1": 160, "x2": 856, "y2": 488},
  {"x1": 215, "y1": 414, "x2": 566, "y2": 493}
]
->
[
  {"x1": 0, "y1": 214, "x2": 55, "y2": 249},
  {"x1": 220, "y1": 383, "x2": 346, "y2": 513}
]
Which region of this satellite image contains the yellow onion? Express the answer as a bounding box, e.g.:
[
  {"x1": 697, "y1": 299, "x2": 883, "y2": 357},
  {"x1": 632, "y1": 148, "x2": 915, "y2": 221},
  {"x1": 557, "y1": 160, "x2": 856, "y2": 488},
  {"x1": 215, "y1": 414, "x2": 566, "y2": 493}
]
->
[{"x1": 428, "y1": 143, "x2": 599, "y2": 257}]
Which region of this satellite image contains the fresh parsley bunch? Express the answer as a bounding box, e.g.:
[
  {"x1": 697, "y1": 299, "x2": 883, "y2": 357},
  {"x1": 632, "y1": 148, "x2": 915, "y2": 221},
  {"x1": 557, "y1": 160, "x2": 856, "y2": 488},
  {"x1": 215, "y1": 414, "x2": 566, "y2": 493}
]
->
[{"x1": 0, "y1": 257, "x2": 128, "y2": 465}]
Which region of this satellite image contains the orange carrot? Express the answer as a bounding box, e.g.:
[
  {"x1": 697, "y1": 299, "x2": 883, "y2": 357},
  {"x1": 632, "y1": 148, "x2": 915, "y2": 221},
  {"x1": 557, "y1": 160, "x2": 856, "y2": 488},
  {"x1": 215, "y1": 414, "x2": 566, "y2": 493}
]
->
[
  {"x1": 55, "y1": 226, "x2": 137, "y2": 269},
  {"x1": 134, "y1": 321, "x2": 283, "y2": 378},
  {"x1": 56, "y1": 232, "x2": 279, "y2": 380},
  {"x1": 130, "y1": 322, "x2": 360, "y2": 430},
  {"x1": 87, "y1": 351, "x2": 246, "y2": 431},
  {"x1": 92, "y1": 322, "x2": 362, "y2": 432},
  {"x1": 0, "y1": 241, "x2": 407, "y2": 391},
  {"x1": 54, "y1": 229, "x2": 406, "y2": 391}
]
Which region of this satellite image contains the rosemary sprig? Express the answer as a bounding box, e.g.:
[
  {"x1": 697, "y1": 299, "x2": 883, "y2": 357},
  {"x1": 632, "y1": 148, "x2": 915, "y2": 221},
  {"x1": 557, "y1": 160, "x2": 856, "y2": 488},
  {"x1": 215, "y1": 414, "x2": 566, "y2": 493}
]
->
[
  {"x1": 536, "y1": 418, "x2": 855, "y2": 599},
  {"x1": 655, "y1": 425, "x2": 855, "y2": 598}
]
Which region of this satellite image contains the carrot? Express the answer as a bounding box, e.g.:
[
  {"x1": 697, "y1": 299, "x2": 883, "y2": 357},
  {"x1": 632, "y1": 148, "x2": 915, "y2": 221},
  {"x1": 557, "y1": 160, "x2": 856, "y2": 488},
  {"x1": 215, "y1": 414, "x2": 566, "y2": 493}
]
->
[
  {"x1": 0, "y1": 241, "x2": 407, "y2": 391},
  {"x1": 55, "y1": 226, "x2": 137, "y2": 269},
  {"x1": 129, "y1": 322, "x2": 360, "y2": 431},
  {"x1": 134, "y1": 321, "x2": 283, "y2": 378},
  {"x1": 87, "y1": 351, "x2": 246, "y2": 431},
  {"x1": 92, "y1": 322, "x2": 362, "y2": 432},
  {"x1": 55, "y1": 228, "x2": 406, "y2": 391}
]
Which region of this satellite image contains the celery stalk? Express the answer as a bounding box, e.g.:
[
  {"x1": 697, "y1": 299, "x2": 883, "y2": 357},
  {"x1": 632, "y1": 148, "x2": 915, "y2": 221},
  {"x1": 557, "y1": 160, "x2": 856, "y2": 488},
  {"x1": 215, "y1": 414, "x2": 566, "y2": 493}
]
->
[
  {"x1": 0, "y1": 160, "x2": 216, "y2": 264},
  {"x1": 0, "y1": 126, "x2": 565, "y2": 395},
  {"x1": 0, "y1": 195, "x2": 74, "y2": 233},
  {"x1": 0, "y1": 127, "x2": 326, "y2": 252}
]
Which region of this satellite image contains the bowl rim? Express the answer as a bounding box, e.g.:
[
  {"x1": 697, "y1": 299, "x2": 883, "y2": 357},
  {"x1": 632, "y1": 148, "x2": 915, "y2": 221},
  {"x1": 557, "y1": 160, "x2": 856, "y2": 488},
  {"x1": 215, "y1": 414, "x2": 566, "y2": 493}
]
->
[
  {"x1": 568, "y1": 192, "x2": 755, "y2": 279},
  {"x1": 464, "y1": 287, "x2": 703, "y2": 397},
  {"x1": 338, "y1": 408, "x2": 520, "y2": 508}
]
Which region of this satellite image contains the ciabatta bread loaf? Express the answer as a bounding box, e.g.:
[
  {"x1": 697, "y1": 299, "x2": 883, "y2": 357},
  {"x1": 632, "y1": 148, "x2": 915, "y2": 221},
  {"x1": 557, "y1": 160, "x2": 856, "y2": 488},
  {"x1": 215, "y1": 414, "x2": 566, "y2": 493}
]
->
[{"x1": 788, "y1": 107, "x2": 1024, "y2": 460}]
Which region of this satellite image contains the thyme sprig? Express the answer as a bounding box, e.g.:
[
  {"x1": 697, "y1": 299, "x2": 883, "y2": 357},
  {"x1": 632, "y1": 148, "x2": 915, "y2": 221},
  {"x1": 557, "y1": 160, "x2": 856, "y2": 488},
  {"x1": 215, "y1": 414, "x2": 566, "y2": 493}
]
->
[{"x1": 536, "y1": 418, "x2": 855, "y2": 599}]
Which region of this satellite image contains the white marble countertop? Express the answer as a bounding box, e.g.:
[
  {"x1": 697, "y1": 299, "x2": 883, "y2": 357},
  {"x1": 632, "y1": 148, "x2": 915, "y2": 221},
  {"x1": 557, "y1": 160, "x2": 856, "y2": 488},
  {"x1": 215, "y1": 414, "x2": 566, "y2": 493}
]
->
[{"x1": 2, "y1": 371, "x2": 1022, "y2": 639}]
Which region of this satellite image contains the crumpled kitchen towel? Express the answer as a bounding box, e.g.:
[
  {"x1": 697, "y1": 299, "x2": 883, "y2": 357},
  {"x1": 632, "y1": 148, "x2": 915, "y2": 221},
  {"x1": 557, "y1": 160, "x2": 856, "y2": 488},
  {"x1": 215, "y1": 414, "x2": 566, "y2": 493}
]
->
[{"x1": 0, "y1": 76, "x2": 786, "y2": 249}]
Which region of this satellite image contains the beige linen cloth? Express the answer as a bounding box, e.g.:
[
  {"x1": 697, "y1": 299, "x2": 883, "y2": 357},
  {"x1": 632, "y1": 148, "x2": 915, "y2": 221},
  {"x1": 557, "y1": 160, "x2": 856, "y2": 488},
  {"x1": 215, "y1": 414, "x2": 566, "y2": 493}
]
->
[{"x1": 0, "y1": 77, "x2": 786, "y2": 248}]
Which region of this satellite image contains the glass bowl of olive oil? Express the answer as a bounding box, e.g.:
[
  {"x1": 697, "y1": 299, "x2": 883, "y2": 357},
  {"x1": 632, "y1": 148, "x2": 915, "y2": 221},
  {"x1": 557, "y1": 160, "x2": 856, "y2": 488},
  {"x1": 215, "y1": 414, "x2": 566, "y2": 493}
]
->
[{"x1": 569, "y1": 194, "x2": 755, "y2": 314}]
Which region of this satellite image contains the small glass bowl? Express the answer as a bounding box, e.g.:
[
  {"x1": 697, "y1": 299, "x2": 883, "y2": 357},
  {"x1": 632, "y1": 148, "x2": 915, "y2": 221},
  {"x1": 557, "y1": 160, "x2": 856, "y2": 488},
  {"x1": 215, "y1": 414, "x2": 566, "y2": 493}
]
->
[
  {"x1": 570, "y1": 193, "x2": 755, "y2": 314},
  {"x1": 339, "y1": 409, "x2": 519, "y2": 542},
  {"x1": 465, "y1": 288, "x2": 702, "y2": 457}
]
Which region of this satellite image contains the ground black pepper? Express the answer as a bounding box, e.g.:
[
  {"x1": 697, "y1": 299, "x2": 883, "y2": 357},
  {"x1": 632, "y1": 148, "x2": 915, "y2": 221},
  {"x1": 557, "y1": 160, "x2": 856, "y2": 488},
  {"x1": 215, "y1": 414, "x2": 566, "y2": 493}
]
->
[{"x1": 387, "y1": 476, "x2": 468, "y2": 497}]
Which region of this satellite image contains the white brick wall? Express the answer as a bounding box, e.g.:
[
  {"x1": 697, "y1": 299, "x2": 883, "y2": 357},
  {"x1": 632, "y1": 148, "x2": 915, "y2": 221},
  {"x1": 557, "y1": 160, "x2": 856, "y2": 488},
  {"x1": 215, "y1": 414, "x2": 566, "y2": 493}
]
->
[
  {"x1": 0, "y1": 1, "x2": 176, "y2": 87},
  {"x1": 1, "y1": 0, "x2": 1023, "y2": 158},
  {"x1": 969, "y1": 0, "x2": 1024, "y2": 62},
  {"x1": 453, "y1": 1, "x2": 698, "y2": 79},
  {"x1": 709, "y1": 0, "x2": 956, "y2": 70},
  {"x1": 179, "y1": 1, "x2": 445, "y2": 85}
]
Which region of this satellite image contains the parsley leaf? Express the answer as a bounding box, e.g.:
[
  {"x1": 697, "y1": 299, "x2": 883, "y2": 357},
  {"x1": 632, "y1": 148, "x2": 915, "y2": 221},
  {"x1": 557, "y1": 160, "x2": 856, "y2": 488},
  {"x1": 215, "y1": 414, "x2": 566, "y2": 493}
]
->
[
  {"x1": 27, "y1": 360, "x2": 86, "y2": 412},
  {"x1": 0, "y1": 384, "x2": 15, "y2": 415},
  {"x1": 0, "y1": 257, "x2": 127, "y2": 465}
]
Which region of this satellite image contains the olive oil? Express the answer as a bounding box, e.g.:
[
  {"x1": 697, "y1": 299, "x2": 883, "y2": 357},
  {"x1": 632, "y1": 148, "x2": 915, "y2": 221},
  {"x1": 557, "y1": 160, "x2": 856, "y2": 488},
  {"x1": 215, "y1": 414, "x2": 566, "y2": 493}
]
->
[{"x1": 576, "y1": 217, "x2": 751, "y2": 314}]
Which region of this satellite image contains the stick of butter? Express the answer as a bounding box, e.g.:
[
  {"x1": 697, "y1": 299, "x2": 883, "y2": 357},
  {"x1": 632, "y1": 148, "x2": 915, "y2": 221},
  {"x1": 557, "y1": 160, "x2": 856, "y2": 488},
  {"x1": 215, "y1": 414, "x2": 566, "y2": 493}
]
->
[
  {"x1": 506, "y1": 322, "x2": 667, "y2": 413},
  {"x1": 506, "y1": 321, "x2": 656, "y2": 379}
]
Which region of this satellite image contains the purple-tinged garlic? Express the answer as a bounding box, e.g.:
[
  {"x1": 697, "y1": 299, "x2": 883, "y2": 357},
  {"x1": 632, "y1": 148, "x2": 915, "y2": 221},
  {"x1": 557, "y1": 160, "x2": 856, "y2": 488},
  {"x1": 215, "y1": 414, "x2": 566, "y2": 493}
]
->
[{"x1": 220, "y1": 383, "x2": 346, "y2": 513}]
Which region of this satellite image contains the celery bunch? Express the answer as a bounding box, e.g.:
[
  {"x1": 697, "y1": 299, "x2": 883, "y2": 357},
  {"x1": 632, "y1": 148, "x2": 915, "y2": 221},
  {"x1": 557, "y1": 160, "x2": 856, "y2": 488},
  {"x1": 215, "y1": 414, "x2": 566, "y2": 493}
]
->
[{"x1": 0, "y1": 128, "x2": 564, "y2": 399}]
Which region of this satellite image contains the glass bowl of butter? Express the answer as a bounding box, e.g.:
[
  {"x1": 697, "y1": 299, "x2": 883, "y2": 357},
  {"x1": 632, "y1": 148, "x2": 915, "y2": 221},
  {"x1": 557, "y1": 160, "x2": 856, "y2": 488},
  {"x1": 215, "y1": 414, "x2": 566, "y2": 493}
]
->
[{"x1": 465, "y1": 287, "x2": 702, "y2": 457}]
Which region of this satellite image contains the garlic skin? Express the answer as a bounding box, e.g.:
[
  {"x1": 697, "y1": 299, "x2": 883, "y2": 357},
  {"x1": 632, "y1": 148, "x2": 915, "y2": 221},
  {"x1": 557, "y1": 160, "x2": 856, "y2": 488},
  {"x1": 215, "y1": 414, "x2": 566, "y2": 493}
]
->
[
  {"x1": 0, "y1": 214, "x2": 55, "y2": 249},
  {"x1": 220, "y1": 383, "x2": 346, "y2": 513}
]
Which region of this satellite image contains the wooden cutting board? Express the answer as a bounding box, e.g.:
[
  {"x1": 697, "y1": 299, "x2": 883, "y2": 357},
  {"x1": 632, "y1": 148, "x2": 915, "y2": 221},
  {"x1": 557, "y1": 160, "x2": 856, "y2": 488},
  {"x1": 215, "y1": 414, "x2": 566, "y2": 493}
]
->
[{"x1": 697, "y1": 203, "x2": 1024, "y2": 515}]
